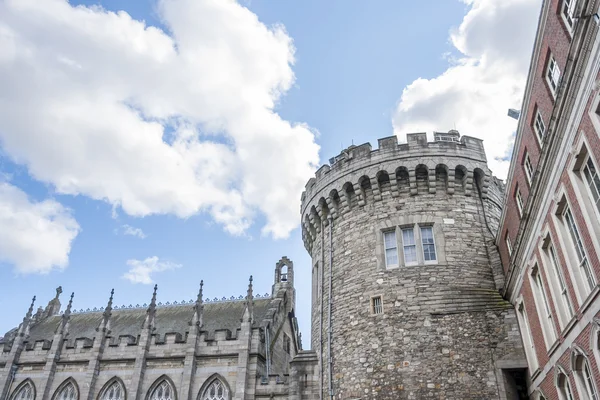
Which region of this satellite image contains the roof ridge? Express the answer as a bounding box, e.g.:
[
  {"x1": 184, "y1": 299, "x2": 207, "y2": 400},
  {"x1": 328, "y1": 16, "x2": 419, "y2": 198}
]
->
[{"x1": 65, "y1": 293, "x2": 273, "y2": 315}]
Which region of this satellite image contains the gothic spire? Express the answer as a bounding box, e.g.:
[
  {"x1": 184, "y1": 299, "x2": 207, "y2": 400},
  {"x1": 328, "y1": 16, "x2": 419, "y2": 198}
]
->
[
  {"x1": 143, "y1": 284, "x2": 158, "y2": 329},
  {"x1": 98, "y1": 289, "x2": 114, "y2": 333},
  {"x1": 57, "y1": 292, "x2": 74, "y2": 334},
  {"x1": 23, "y1": 296, "x2": 36, "y2": 324},
  {"x1": 190, "y1": 280, "x2": 204, "y2": 327},
  {"x1": 242, "y1": 275, "x2": 254, "y2": 323}
]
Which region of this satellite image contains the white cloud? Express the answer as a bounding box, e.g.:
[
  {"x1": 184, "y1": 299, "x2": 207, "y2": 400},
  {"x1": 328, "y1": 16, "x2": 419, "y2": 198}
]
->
[
  {"x1": 392, "y1": 0, "x2": 540, "y2": 178},
  {"x1": 0, "y1": 182, "x2": 80, "y2": 273},
  {"x1": 0, "y1": 0, "x2": 320, "y2": 238},
  {"x1": 120, "y1": 224, "x2": 147, "y2": 239},
  {"x1": 123, "y1": 256, "x2": 181, "y2": 284}
]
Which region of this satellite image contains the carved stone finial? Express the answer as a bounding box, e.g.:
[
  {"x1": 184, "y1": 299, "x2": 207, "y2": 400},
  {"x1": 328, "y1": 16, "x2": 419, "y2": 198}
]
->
[
  {"x1": 197, "y1": 280, "x2": 204, "y2": 305},
  {"x1": 64, "y1": 292, "x2": 74, "y2": 316},
  {"x1": 247, "y1": 275, "x2": 254, "y2": 300},
  {"x1": 143, "y1": 284, "x2": 158, "y2": 329},
  {"x1": 23, "y1": 296, "x2": 36, "y2": 323},
  {"x1": 55, "y1": 286, "x2": 63, "y2": 299},
  {"x1": 150, "y1": 284, "x2": 158, "y2": 309},
  {"x1": 104, "y1": 289, "x2": 114, "y2": 318}
]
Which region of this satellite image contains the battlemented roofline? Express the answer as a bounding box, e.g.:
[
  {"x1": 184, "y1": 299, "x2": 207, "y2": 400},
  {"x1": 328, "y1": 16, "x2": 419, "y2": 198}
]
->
[{"x1": 301, "y1": 130, "x2": 487, "y2": 212}]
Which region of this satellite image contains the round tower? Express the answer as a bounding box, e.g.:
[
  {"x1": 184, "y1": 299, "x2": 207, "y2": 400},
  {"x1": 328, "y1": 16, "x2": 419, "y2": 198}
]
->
[{"x1": 301, "y1": 132, "x2": 525, "y2": 399}]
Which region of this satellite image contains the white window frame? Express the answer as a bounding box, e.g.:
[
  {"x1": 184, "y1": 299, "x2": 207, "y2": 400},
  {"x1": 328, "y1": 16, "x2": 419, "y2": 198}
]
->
[
  {"x1": 506, "y1": 234, "x2": 513, "y2": 257},
  {"x1": 534, "y1": 108, "x2": 546, "y2": 146},
  {"x1": 383, "y1": 230, "x2": 399, "y2": 269},
  {"x1": 401, "y1": 227, "x2": 418, "y2": 266},
  {"x1": 563, "y1": 204, "x2": 595, "y2": 293},
  {"x1": 524, "y1": 152, "x2": 534, "y2": 186},
  {"x1": 420, "y1": 225, "x2": 437, "y2": 263},
  {"x1": 546, "y1": 54, "x2": 561, "y2": 97},
  {"x1": 517, "y1": 300, "x2": 539, "y2": 372},
  {"x1": 543, "y1": 239, "x2": 574, "y2": 328},
  {"x1": 530, "y1": 264, "x2": 557, "y2": 348},
  {"x1": 582, "y1": 154, "x2": 600, "y2": 219},
  {"x1": 516, "y1": 188, "x2": 524, "y2": 217},
  {"x1": 557, "y1": 370, "x2": 575, "y2": 400},
  {"x1": 573, "y1": 353, "x2": 599, "y2": 400},
  {"x1": 561, "y1": 0, "x2": 577, "y2": 31}
]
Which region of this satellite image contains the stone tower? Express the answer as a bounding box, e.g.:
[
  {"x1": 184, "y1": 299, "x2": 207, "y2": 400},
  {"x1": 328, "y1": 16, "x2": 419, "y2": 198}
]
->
[{"x1": 301, "y1": 131, "x2": 527, "y2": 400}]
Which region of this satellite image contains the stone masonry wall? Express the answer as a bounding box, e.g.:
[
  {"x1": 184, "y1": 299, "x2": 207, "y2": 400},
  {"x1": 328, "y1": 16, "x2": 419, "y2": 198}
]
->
[{"x1": 302, "y1": 133, "x2": 526, "y2": 400}]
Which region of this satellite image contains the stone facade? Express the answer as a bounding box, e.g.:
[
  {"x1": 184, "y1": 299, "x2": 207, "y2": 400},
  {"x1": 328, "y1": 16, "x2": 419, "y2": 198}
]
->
[
  {"x1": 301, "y1": 131, "x2": 527, "y2": 399},
  {"x1": 0, "y1": 258, "x2": 320, "y2": 400}
]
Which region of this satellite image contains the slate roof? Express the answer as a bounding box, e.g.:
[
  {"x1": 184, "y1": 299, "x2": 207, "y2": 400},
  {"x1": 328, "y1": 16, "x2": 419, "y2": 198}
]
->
[{"x1": 1, "y1": 298, "x2": 274, "y2": 346}]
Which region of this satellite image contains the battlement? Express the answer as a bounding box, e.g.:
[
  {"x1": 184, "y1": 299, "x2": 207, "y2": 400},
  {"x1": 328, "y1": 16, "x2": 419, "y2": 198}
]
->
[{"x1": 301, "y1": 131, "x2": 486, "y2": 210}]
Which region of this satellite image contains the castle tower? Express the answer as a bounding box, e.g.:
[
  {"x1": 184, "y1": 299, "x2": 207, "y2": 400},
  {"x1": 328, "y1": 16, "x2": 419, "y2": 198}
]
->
[{"x1": 301, "y1": 132, "x2": 527, "y2": 399}]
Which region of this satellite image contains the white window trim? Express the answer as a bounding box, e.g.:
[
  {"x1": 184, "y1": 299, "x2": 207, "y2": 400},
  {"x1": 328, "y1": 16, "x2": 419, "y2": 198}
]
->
[
  {"x1": 541, "y1": 234, "x2": 574, "y2": 329},
  {"x1": 556, "y1": 369, "x2": 575, "y2": 400},
  {"x1": 383, "y1": 229, "x2": 399, "y2": 269},
  {"x1": 563, "y1": 204, "x2": 595, "y2": 292},
  {"x1": 530, "y1": 264, "x2": 558, "y2": 349},
  {"x1": 572, "y1": 352, "x2": 599, "y2": 400},
  {"x1": 506, "y1": 234, "x2": 513, "y2": 257},
  {"x1": 560, "y1": 0, "x2": 577, "y2": 33},
  {"x1": 534, "y1": 108, "x2": 546, "y2": 146},
  {"x1": 401, "y1": 226, "x2": 418, "y2": 266},
  {"x1": 517, "y1": 299, "x2": 539, "y2": 372},
  {"x1": 524, "y1": 152, "x2": 534, "y2": 186},
  {"x1": 419, "y1": 225, "x2": 438, "y2": 265},
  {"x1": 546, "y1": 54, "x2": 561, "y2": 97},
  {"x1": 516, "y1": 188, "x2": 524, "y2": 217}
]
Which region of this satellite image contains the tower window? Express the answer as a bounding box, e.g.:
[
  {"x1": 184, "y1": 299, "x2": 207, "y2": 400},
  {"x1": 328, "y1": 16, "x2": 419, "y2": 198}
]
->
[
  {"x1": 402, "y1": 228, "x2": 417, "y2": 264},
  {"x1": 371, "y1": 296, "x2": 383, "y2": 315},
  {"x1": 420, "y1": 226, "x2": 437, "y2": 262},
  {"x1": 383, "y1": 231, "x2": 398, "y2": 268}
]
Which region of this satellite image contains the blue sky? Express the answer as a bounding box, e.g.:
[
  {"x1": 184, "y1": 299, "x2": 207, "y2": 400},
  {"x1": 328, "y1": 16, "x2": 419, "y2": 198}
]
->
[{"x1": 0, "y1": 0, "x2": 539, "y2": 341}]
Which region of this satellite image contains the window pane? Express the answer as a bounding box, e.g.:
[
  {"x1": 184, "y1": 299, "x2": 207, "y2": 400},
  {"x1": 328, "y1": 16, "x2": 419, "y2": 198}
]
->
[
  {"x1": 583, "y1": 158, "x2": 600, "y2": 214},
  {"x1": 402, "y1": 228, "x2": 417, "y2": 263},
  {"x1": 402, "y1": 228, "x2": 415, "y2": 245},
  {"x1": 421, "y1": 227, "x2": 436, "y2": 261},
  {"x1": 384, "y1": 231, "x2": 396, "y2": 249},
  {"x1": 564, "y1": 207, "x2": 595, "y2": 289},
  {"x1": 385, "y1": 248, "x2": 398, "y2": 266}
]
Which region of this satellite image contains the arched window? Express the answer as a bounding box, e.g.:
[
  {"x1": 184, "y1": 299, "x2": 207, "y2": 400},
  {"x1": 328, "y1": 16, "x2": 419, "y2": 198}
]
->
[
  {"x1": 573, "y1": 352, "x2": 599, "y2": 400},
  {"x1": 556, "y1": 369, "x2": 574, "y2": 400},
  {"x1": 53, "y1": 380, "x2": 78, "y2": 400},
  {"x1": 200, "y1": 379, "x2": 229, "y2": 400},
  {"x1": 100, "y1": 379, "x2": 125, "y2": 400},
  {"x1": 10, "y1": 380, "x2": 35, "y2": 400},
  {"x1": 149, "y1": 379, "x2": 175, "y2": 400}
]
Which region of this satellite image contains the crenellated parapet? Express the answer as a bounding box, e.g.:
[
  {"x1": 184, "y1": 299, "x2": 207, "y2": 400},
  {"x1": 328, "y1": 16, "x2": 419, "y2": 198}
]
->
[{"x1": 300, "y1": 131, "x2": 493, "y2": 251}]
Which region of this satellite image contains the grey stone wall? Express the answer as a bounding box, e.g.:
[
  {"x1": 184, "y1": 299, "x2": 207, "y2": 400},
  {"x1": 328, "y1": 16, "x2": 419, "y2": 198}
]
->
[{"x1": 302, "y1": 133, "x2": 526, "y2": 399}]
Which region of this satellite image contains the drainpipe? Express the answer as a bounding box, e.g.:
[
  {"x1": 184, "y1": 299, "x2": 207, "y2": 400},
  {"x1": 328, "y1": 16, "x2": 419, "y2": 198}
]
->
[
  {"x1": 327, "y1": 214, "x2": 334, "y2": 400},
  {"x1": 320, "y1": 220, "x2": 324, "y2": 400}
]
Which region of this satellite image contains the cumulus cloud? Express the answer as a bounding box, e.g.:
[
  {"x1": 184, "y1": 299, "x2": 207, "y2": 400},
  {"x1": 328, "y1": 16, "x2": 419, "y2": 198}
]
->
[
  {"x1": 393, "y1": 0, "x2": 540, "y2": 177},
  {"x1": 0, "y1": 0, "x2": 319, "y2": 238},
  {"x1": 122, "y1": 256, "x2": 181, "y2": 284},
  {"x1": 119, "y1": 224, "x2": 147, "y2": 239},
  {"x1": 0, "y1": 182, "x2": 80, "y2": 273}
]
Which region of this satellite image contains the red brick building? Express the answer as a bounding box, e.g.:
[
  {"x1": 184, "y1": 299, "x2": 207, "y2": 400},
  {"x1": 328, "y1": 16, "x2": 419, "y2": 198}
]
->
[{"x1": 498, "y1": 0, "x2": 600, "y2": 398}]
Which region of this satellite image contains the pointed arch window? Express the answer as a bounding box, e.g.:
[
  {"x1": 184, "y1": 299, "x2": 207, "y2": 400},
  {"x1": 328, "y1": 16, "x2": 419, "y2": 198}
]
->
[
  {"x1": 149, "y1": 380, "x2": 175, "y2": 400},
  {"x1": 54, "y1": 381, "x2": 78, "y2": 400},
  {"x1": 200, "y1": 379, "x2": 229, "y2": 400},
  {"x1": 11, "y1": 381, "x2": 35, "y2": 400},
  {"x1": 100, "y1": 379, "x2": 125, "y2": 400}
]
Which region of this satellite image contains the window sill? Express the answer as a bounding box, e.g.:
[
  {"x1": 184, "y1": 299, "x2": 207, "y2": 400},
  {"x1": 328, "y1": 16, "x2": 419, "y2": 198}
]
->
[
  {"x1": 530, "y1": 367, "x2": 542, "y2": 381},
  {"x1": 547, "y1": 338, "x2": 561, "y2": 356},
  {"x1": 562, "y1": 315, "x2": 579, "y2": 337},
  {"x1": 580, "y1": 285, "x2": 600, "y2": 314}
]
